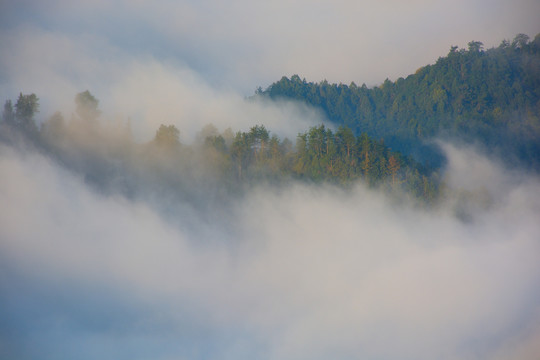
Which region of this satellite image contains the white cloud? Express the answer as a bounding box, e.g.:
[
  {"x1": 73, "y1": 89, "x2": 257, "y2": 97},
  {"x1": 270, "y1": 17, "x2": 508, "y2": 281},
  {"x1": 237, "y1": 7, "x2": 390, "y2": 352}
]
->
[
  {"x1": 1, "y1": 142, "x2": 539, "y2": 359},
  {"x1": 2, "y1": 0, "x2": 539, "y2": 93},
  {"x1": 108, "y1": 60, "x2": 327, "y2": 141},
  {"x1": 0, "y1": 26, "x2": 326, "y2": 141},
  {"x1": 0, "y1": 25, "x2": 125, "y2": 115}
]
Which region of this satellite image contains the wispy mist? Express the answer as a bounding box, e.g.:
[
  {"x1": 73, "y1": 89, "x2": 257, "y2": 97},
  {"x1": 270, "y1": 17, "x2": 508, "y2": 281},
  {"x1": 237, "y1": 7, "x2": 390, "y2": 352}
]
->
[
  {"x1": 0, "y1": 25, "x2": 327, "y2": 142},
  {"x1": 2, "y1": 0, "x2": 540, "y2": 93},
  {"x1": 1, "y1": 139, "x2": 539, "y2": 360},
  {"x1": 1, "y1": 1, "x2": 540, "y2": 359}
]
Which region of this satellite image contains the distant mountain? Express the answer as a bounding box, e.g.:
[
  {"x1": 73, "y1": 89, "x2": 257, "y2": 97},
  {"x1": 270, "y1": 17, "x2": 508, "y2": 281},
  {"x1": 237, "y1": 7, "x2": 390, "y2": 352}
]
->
[{"x1": 258, "y1": 33, "x2": 540, "y2": 170}]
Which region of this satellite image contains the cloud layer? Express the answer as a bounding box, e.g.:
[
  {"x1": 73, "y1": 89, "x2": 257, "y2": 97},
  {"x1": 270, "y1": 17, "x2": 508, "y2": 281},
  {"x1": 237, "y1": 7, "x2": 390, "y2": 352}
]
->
[
  {"x1": 1, "y1": 141, "x2": 539, "y2": 360},
  {"x1": 0, "y1": 25, "x2": 328, "y2": 141},
  {"x1": 2, "y1": 0, "x2": 540, "y2": 95}
]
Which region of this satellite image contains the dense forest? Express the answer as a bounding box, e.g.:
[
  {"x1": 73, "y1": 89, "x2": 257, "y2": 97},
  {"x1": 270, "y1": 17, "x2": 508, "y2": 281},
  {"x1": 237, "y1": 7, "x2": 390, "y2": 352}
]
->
[
  {"x1": 0, "y1": 90, "x2": 438, "y2": 205},
  {"x1": 2, "y1": 33, "x2": 539, "y2": 204},
  {"x1": 259, "y1": 33, "x2": 540, "y2": 169}
]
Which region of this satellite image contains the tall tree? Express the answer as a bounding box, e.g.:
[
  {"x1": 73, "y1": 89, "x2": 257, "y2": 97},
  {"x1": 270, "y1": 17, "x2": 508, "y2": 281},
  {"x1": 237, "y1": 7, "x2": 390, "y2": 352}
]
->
[
  {"x1": 75, "y1": 90, "x2": 100, "y2": 123},
  {"x1": 388, "y1": 155, "x2": 400, "y2": 185},
  {"x1": 2, "y1": 100, "x2": 15, "y2": 125},
  {"x1": 197, "y1": 123, "x2": 219, "y2": 144},
  {"x1": 512, "y1": 33, "x2": 529, "y2": 49},
  {"x1": 467, "y1": 40, "x2": 484, "y2": 52},
  {"x1": 154, "y1": 124, "x2": 180, "y2": 148},
  {"x1": 259, "y1": 33, "x2": 540, "y2": 170},
  {"x1": 336, "y1": 126, "x2": 356, "y2": 159},
  {"x1": 249, "y1": 125, "x2": 269, "y2": 162},
  {"x1": 15, "y1": 93, "x2": 39, "y2": 133},
  {"x1": 231, "y1": 131, "x2": 252, "y2": 180}
]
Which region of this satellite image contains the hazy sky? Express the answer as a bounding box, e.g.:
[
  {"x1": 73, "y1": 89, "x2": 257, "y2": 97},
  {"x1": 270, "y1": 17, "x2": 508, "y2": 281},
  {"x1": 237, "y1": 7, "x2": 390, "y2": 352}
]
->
[{"x1": 1, "y1": 0, "x2": 540, "y2": 94}]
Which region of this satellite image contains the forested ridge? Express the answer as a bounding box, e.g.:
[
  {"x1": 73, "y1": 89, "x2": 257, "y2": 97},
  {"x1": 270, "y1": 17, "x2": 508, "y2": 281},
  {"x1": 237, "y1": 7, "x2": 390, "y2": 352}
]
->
[
  {"x1": 259, "y1": 33, "x2": 540, "y2": 169},
  {"x1": 3, "y1": 33, "x2": 538, "y2": 203},
  {"x1": 1, "y1": 91, "x2": 438, "y2": 203}
]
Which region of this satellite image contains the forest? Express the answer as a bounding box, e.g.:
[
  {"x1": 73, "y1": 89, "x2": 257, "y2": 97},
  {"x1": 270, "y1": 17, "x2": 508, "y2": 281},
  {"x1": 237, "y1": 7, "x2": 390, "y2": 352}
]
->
[
  {"x1": 0, "y1": 90, "x2": 438, "y2": 205},
  {"x1": 2, "y1": 12, "x2": 540, "y2": 358},
  {"x1": 2, "y1": 34, "x2": 539, "y2": 205},
  {"x1": 259, "y1": 33, "x2": 540, "y2": 169}
]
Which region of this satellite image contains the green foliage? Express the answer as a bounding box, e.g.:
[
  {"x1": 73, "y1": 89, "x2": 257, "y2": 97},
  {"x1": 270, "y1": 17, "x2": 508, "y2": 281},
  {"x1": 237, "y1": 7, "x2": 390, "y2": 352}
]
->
[
  {"x1": 2, "y1": 100, "x2": 15, "y2": 124},
  {"x1": 75, "y1": 90, "x2": 101, "y2": 122},
  {"x1": 258, "y1": 33, "x2": 540, "y2": 170},
  {"x1": 14, "y1": 93, "x2": 39, "y2": 134},
  {"x1": 154, "y1": 124, "x2": 180, "y2": 148},
  {"x1": 190, "y1": 122, "x2": 436, "y2": 198},
  {"x1": 2, "y1": 84, "x2": 443, "y2": 203}
]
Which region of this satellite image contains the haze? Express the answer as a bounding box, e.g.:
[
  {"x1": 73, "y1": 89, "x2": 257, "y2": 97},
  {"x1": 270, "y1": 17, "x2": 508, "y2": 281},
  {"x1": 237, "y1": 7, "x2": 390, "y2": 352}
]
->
[
  {"x1": 2, "y1": 0, "x2": 540, "y2": 95},
  {"x1": 1, "y1": 1, "x2": 540, "y2": 359},
  {"x1": 1, "y1": 138, "x2": 540, "y2": 359}
]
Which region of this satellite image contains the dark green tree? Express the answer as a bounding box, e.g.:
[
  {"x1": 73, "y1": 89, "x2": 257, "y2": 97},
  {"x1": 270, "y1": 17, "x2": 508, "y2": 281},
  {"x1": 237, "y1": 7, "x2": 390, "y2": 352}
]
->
[
  {"x1": 75, "y1": 90, "x2": 100, "y2": 123},
  {"x1": 258, "y1": 33, "x2": 540, "y2": 170},
  {"x1": 154, "y1": 124, "x2": 180, "y2": 148},
  {"x1": 15, "y1": 93, "x2": 39, "y2": 133},
  {"x1": 467, "y1": 41, "x2": 484, "y2": 52},
  {"x1": 249, "y1": 125, "x2": 270, "y2": 162},
  {"x1": 512, "y1": 33, "x2": 529, "y2": 49},
  {"x1": 2, "y1": 100, "x2": 15, "y2": 125},
  {"x1": 231, "y1": 131, "x2": 252, "y2": 180}
]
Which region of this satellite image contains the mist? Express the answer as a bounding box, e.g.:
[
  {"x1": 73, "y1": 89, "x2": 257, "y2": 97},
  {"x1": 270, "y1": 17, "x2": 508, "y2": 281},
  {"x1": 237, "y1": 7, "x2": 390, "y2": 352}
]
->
[
  {"x1": 1, "y1": 132, "x2": 539, "y2": 360},
  {"x1": 2, "y1": 1, "x2": 540, "y2": 358},
  {"x1": 2, "y1": 0, "x2": 540, "y2": 95},
  {"x1": 0, "y1": 25, "x2": 326, "y2": 142}
]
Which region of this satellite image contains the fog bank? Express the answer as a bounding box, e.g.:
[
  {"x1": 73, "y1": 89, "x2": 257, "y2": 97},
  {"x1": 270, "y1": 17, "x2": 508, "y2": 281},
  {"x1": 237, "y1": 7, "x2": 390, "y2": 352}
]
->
[{"x1": 1, "y1": 141, "x2": 539, "y2": 360}]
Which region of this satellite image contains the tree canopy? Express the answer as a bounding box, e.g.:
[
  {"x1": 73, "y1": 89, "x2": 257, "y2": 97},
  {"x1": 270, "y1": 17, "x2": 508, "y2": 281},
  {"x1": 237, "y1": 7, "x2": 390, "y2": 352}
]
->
[
  {"x1": 258, "y1": 33, "x2": 540, "y2": 170},
  {"x1": 14, "y1": 93, "x2": 39, "y2": 134},
  {"x1": 75, "y1": 90, "x2": 101, "y2": 122},
  {"x1": 2, "y1": 33, "x2": 538, "y2": 204}
]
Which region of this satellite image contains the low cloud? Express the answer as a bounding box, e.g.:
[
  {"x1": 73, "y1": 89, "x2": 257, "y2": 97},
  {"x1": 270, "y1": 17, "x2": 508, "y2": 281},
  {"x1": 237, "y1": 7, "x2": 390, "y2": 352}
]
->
[
  {"x1": 108, "y1": 60, "x2": 327, "y2": 142},
  {"x1": 0, "y1": 26, "x2": 326, "y2": 142},
  {"x1": 1, "y1": 141, "x2": 539, "y2": 360}
]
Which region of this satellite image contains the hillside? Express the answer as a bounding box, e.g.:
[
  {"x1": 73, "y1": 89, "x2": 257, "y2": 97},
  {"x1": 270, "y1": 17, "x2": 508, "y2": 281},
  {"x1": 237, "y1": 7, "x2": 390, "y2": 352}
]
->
[
  {"x1": 259, "y1": 34, "x2": 540, "y2": 169},
  {"x1": 1, "y1": 97, "x2": 438, "y2": 203}
]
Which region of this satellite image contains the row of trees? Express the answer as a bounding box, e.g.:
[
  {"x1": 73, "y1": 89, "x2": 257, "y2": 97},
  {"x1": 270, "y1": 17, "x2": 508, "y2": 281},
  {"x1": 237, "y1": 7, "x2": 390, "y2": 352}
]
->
[
  {"x1": 0, "y1": 91, "x2": 439, "y2": 201},
  {"x1": 1, "y1": 90, "x2": 101, "y2": 137},
  {"x1": 2, "y1": 93, "x2": 40, "y2": 134},
  {"x1": 166, "y1": 123, "x2": 438, "y2": 199},
  {"x1": 259, "y1": 33, "x2": 540, "y2": 169}
]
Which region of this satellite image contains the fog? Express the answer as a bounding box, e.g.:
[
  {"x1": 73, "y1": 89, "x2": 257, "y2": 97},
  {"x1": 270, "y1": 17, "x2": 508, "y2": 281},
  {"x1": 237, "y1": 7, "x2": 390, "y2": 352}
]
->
[
  {"x1": 2, "y1": 0, "x2": 540, "y2": 95},
  {"x1": 0, "y1": 26, "x2": 326, "y2": 141},
  {"x1": 1, "y1": 133, "x2": 539, "y2": 359},
  {"x1": 1, "y1": 1, "x2": 540, "y2": 358}
]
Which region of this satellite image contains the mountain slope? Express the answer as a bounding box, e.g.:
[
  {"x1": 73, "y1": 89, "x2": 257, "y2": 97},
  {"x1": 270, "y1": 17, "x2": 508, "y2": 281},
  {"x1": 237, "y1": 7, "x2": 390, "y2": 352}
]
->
[{"x1": 259, "y1": 34, "x2": 540, "y2": 169}]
